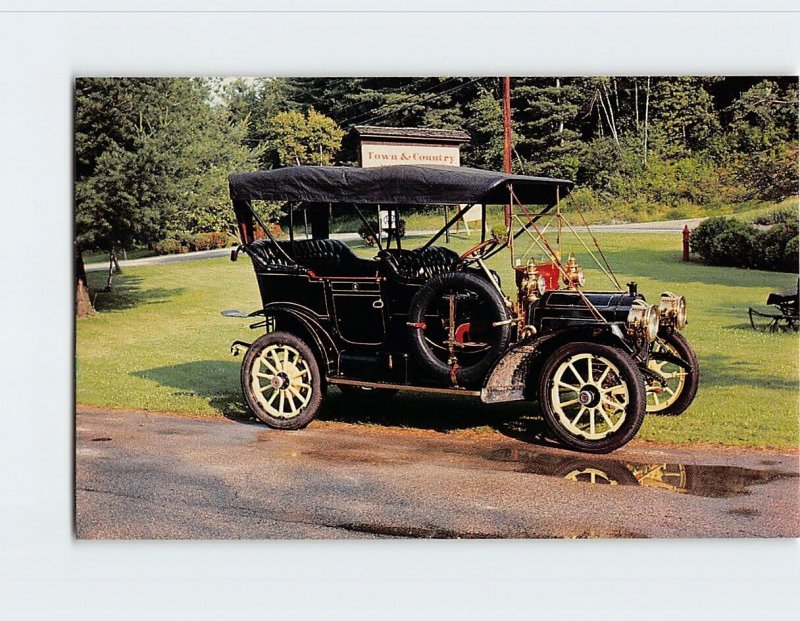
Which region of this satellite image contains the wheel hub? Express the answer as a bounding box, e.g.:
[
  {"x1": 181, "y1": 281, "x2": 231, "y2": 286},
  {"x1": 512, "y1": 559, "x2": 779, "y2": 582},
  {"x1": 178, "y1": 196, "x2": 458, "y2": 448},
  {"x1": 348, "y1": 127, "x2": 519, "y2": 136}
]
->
[
  {"x1": 271, "y1": 372, "x2": 290, "y2": 390},
  {"x1": 578, "y1": 385, "x2": 601, "y2": 408}
]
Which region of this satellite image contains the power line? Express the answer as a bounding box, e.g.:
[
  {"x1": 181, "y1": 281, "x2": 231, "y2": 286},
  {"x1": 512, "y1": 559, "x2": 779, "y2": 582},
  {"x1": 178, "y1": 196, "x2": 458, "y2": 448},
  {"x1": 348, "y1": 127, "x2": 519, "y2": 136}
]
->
[
  {"x1": 322, "y1": 77, "x2": 433, "y2": 122},
  {"x1": 238, "y1": 77, "x2": 471, "y2": 145},
  {"x1": 337, "y1": 76, "x2": 465, "y2": 127},
  {"x1": 238, "y1": 77, "x2": 488, "y2": 147},
  {"x1": 342, "y1": 76, "x2": 488, "y2": 129}
]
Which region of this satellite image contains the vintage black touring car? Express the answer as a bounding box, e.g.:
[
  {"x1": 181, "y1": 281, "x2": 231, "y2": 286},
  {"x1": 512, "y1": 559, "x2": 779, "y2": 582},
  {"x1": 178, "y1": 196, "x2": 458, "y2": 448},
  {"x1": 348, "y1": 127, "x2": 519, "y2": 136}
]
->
[{"x1": 224, "y1": 165, "x2": 699, "y2": 453}]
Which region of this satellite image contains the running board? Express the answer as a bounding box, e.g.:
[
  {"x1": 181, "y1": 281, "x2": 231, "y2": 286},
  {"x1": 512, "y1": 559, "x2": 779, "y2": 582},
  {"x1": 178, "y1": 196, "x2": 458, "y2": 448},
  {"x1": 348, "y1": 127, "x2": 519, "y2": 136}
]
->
[{"x1": 327, "y1": 377, "x2": 481, "y2": 397}]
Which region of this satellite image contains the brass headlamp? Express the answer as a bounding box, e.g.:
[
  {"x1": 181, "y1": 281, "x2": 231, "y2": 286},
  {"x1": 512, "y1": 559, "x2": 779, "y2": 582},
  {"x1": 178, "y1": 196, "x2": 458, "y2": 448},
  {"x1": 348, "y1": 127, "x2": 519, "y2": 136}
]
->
[
  {"x1": 627, "y1": 300, "x2": 660, "y2": 342},
  {"x1": 658, "y1": 292, "x2": 687, "y2": 330}
]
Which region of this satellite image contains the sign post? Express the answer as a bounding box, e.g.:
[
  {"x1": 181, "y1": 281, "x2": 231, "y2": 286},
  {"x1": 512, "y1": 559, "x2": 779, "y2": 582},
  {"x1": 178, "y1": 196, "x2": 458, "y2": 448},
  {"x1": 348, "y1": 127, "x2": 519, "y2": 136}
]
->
[{"x1": 352, "y1": 126, "x2": 471, "y2": 244}]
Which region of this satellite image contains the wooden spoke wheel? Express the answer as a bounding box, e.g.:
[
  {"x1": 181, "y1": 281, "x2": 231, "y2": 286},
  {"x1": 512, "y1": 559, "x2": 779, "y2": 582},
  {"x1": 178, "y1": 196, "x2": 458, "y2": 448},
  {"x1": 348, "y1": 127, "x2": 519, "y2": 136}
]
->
[
  {"x1": 538, "y1": 342, "x2": 646, "y2": 453},
  {"x1": 241, "y1": 332, "x2": 323, "y2": 430},
  {"x1": 646, "y1": 331, "x2": 699, "y2": 417}
]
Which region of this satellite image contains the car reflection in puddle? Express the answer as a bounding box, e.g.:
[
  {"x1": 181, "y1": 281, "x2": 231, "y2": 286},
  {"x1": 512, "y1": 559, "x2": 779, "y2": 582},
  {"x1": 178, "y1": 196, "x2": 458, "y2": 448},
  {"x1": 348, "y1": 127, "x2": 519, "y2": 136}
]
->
[{"x1": 485, "y1": 448, "x2": 798, "y2": 498}]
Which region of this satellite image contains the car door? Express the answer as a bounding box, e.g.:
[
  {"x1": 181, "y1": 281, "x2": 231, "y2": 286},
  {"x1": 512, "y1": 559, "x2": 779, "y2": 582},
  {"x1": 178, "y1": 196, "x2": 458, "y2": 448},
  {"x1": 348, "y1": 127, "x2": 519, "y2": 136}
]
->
[{"x1": 328, "y1": 278, "x2": 387, "y2": 345}]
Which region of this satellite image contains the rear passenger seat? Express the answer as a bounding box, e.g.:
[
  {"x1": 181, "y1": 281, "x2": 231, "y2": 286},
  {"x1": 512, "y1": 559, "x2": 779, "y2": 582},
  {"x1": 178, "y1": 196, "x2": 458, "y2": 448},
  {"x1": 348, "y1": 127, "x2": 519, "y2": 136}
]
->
[{"x1": 244, "y1": 238, "x2": 378, "y2": 277}]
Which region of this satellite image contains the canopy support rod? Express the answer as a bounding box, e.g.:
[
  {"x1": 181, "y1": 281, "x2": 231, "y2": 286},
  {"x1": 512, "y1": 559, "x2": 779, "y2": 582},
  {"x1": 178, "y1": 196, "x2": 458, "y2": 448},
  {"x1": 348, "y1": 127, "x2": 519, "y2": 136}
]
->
[
  {"x1": 243, "y1": 200, "x2": 296, "y2": 266},
  {"x1": 509, "y1": 187, "x2": 607, "y2": 323},
  {"x1": 351, "y1": 203, "x2": 383, "y2": 252},
  {"x1": 422, "y1": 203, "x2": 474, "y2": 250}
]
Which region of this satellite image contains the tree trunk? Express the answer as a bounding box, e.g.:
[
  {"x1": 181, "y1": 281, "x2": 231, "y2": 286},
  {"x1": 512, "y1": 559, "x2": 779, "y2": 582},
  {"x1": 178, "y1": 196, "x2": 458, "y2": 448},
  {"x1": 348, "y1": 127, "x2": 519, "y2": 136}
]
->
[
  {"x1": 556, "y1": 78, "x2": 564, "y2": 146},
  {"x1": 75, "y1": 248, "x2": 94, "y2": 318},
  {"x1": 105, "y1": 247, "x2": 121, "y2": 291}
]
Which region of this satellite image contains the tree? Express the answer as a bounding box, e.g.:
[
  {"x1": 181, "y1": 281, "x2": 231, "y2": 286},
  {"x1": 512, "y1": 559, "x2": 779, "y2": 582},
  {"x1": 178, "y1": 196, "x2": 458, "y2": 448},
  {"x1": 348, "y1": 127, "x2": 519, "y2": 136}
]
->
[
  {"x1": 648, "y1": 77, "x2": 720, "y2": 155},
  {"x1": 263, "y1": 108, "x2": 344, "y2": 167},
  {"x1": 512, "y1": 77, "x2": 587, "y2": 178},
  {"x1": 74, "y1": 77, "x2": 261, "y2": 312}
]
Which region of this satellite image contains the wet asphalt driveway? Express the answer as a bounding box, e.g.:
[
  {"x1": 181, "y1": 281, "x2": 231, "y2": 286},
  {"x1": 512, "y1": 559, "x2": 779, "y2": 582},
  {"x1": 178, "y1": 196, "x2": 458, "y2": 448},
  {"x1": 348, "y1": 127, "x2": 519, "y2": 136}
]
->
[{"x1": 75, "y1": 406, "x2": 799, "y2": 539}]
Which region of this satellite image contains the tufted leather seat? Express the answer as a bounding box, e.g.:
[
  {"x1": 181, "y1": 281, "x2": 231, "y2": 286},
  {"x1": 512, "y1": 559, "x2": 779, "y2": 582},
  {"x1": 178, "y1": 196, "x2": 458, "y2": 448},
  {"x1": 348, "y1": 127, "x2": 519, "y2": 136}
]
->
[
  {"x1": 244, "y1": 238, "x2": 378, "y2": 277},
  {"x1": 379, "y1": 246, "x2": 463, "y2": 281}
]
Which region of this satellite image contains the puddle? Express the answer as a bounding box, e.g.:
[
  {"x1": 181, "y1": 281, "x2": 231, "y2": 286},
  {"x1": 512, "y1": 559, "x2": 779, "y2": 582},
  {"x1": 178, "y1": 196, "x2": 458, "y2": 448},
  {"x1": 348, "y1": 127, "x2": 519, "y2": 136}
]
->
[
  {"x1": 484, "y1": 447, "x2": 798, "y2": 498},
  {"x1": 156, "y1": 428, "x2": 199, "y2": 436}
]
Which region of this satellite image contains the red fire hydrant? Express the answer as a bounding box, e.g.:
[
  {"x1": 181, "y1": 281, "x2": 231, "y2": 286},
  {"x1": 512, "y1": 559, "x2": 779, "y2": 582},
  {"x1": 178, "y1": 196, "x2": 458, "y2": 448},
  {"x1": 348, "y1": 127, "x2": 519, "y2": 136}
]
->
[{"x1": 682, "y1": 225, "x2": 691, "y2": 262}]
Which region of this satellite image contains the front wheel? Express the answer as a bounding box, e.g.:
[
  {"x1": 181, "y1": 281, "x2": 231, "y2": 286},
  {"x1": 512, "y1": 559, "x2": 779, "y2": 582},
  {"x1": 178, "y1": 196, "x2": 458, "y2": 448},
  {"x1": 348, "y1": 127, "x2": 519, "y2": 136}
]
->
[
  {"x1": 646, "y1": 331, "x2": 700, "y2": 416},
  {"x1": 241, "y1": 331, "x2": 324, "y2": 430},
  {"x1": 538, "y1": 342, "x2": 646, "y2": 454}
]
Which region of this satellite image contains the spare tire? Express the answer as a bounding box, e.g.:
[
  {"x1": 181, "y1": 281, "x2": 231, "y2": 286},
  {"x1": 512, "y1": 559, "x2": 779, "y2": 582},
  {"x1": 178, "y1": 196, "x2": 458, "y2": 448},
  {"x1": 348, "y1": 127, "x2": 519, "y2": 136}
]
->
[{"x1": 407, "y1": 271, "x2": 512, "y2": 387}]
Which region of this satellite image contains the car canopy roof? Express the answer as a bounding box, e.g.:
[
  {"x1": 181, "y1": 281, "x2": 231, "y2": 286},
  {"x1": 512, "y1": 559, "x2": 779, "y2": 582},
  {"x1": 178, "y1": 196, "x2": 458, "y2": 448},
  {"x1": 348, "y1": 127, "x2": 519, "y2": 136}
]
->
[{"x1": 228, "y1": 165, "x2": 573, "y2": 206}]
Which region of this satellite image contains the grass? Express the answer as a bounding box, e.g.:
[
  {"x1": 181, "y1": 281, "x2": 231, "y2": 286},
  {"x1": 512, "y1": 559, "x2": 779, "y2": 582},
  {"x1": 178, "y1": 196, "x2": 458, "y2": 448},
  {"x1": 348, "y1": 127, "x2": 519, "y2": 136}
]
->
[
  {"x1": 77, "y1": 231, "x2": 799, "y2": 449},
  {"x1": 728, "y1": 195, "x2": 799, "y2": 223}
]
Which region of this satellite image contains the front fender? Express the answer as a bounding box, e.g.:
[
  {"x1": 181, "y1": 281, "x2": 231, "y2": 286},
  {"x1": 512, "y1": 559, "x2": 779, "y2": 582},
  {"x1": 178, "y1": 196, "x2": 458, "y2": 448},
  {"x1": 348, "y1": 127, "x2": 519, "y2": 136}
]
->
[
  {"x1": 480, "y1": 324, "x2": 632, "y2": 404},
  {"x1": 481, "y1": 333, "x2": 558, "y2": 403}
]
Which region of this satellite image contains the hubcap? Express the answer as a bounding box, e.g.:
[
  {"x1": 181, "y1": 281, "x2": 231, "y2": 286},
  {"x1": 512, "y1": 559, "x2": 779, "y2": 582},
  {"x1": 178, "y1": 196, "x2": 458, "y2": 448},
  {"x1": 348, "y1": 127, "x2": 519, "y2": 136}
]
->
[
  {"x1": 646, "y1": 338, "x2": 687, "y2": 412},
  {"x1": 550, "y1": 352, "x2": 629, "y2": 440},
  {"x1": 251, "y1": 344, "x2": 313, "y2": 419}
]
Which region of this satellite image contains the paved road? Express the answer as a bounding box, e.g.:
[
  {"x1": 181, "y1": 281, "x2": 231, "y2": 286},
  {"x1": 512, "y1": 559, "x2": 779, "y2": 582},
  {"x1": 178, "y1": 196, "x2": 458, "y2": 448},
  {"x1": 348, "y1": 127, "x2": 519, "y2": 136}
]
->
[
  {"x1": 75, "y1": 406, "x2": 798, "y2": 539},
  {"x1": 84, "y1": 219, "x2": 702, "y2": 272}
]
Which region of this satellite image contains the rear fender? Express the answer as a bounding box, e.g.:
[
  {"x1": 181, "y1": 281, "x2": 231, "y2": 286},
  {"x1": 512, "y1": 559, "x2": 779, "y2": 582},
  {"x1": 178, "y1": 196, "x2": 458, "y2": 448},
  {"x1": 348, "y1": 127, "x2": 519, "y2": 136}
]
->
[{"x1": 262, "y1": 304, "x2": 339, "y2": 374}]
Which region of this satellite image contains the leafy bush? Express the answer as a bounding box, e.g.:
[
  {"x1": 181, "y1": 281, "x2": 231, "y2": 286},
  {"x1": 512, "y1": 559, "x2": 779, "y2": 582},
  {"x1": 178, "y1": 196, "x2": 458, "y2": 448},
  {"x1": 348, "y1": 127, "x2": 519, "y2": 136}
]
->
[
  {"x1": 208, "y1": 231, "x2": 232, "y2": 248},
  {"x1": 786, "y1": 236, "x2": 799, "y2": 270},
  {"x1": 191, "y1": 233, "x2": 214, "y2": 251},
  {"x1": 253, "y1": 222, "x2": 283, "y2": 240},
  {"x1": 152, "y1": 239, "x2": 182, "y2": 255},
  {"x1": 690, "y1": 217, "x2": 754, "y2": 268},
  {"x1": 691, "y1": 216, "x2": 798, "y2": 272},
  {"x1": 751, "y1": 222, "x2": 799, "y2": 272}
]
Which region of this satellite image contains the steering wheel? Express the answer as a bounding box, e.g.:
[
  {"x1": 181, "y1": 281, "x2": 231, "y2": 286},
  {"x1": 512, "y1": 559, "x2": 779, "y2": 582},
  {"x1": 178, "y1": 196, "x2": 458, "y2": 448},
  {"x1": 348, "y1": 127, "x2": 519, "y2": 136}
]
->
[{"x1": 459, "y1": 238, "x2": 500, "y2": 264}]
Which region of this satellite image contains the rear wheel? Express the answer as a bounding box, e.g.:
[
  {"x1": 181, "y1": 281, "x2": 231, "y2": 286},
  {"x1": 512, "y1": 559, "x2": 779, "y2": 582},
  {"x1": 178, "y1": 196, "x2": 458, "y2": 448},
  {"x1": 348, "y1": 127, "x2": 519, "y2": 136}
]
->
[
  {"x1": 646, "y1": 331, "x2": 699, "y2": 416},
  {"x1": 241, "y1": 331, "x2": 323, "y2": 430},
  {"x1": 538, "y1": 342, "x2": 646, "y2": 454}
]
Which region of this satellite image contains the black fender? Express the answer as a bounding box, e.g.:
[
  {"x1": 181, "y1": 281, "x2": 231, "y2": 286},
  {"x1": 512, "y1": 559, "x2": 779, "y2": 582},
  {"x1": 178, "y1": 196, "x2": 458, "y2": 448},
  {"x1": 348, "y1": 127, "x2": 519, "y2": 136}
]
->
[
  {"x1": 480, "y1": 324, "x2": 631, "y2": 404},
  {"x1": 261, "y1": 303, "x2": 339, "y2": 374}
]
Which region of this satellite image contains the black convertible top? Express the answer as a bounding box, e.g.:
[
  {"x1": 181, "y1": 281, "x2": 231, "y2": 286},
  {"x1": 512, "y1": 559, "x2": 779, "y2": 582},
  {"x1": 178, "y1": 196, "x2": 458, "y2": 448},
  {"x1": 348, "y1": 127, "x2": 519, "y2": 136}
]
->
[{"x1": 229, "y1": 165, "x2": 573, "y2": 206}]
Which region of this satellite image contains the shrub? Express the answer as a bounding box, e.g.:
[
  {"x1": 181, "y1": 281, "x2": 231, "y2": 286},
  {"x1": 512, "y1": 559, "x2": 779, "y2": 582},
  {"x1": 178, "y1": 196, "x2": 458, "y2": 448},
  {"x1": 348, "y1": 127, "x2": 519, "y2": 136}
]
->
[
  {"x1": 152, "y1": 239, "x2": 181, "y2": 255},
  {"x1": 191, "y1": 233, "x2": 214, "y2": 251},
  {"x1": 208, "y1": 231, "x2": 231, "y2": 248},
  {"x1": 253, "y1": 223, "x2": 283, "y2": 240},
  {"x1": 751, "y1": 222, "x2": 799, "y2": 272},
  {"x1": 691, "y1": 216, "x2": 799, "y2": 272},
  {"x1": 690, "y1": 217, "x2": 755, "y2": 268},
  {"x1": 490, "y1": 224, "x2": 509, "y2": 243},
  {"x1": 785, "y1": 236, "x2": 799, "y2": 271}
]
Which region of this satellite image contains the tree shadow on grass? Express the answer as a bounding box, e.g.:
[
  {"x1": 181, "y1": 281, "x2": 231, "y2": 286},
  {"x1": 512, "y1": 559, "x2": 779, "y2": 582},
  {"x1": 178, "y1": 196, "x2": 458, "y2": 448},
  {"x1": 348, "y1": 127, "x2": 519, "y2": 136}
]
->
[
  {"x1": 133, "y1": 360, "x2": 557, "y2": 446},
  {"x1": 86, "y1": 273, "x2": 185, "y2": 312},
  {"x1": 132, "y1": 360, "x2": 252, "y2": 421},
  {"x1": 698, "y1": 353, "x2": 798, "y2": 392}
]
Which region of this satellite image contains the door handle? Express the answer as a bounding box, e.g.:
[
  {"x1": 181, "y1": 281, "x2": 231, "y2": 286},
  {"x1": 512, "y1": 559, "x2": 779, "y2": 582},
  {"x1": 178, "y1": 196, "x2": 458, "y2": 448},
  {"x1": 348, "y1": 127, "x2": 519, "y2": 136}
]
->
[{"x1": 372, "y1": 299, "x2": 384, "y2": 309}]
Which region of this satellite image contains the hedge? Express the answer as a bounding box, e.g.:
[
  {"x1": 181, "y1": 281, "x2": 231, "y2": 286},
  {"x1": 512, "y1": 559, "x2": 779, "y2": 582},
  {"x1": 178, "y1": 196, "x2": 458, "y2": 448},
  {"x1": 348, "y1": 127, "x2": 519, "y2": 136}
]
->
[{"x1": 691, "y1": 216, "x2": 798, "y2": 273}]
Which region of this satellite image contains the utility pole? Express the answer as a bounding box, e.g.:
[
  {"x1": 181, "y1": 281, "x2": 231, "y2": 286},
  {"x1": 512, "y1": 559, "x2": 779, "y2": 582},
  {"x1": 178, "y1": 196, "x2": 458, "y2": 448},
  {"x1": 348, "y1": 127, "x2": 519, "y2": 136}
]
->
[{"x1": 503, "y1": 76, "x2": 512, "y2": 230}]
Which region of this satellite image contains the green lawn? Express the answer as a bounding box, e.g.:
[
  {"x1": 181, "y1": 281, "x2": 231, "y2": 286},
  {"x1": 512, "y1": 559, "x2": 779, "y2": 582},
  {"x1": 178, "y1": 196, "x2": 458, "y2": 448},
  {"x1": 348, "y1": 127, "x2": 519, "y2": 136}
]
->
[{"x1": 77, "y1": 231, "x2": 799, "y2": 449}]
